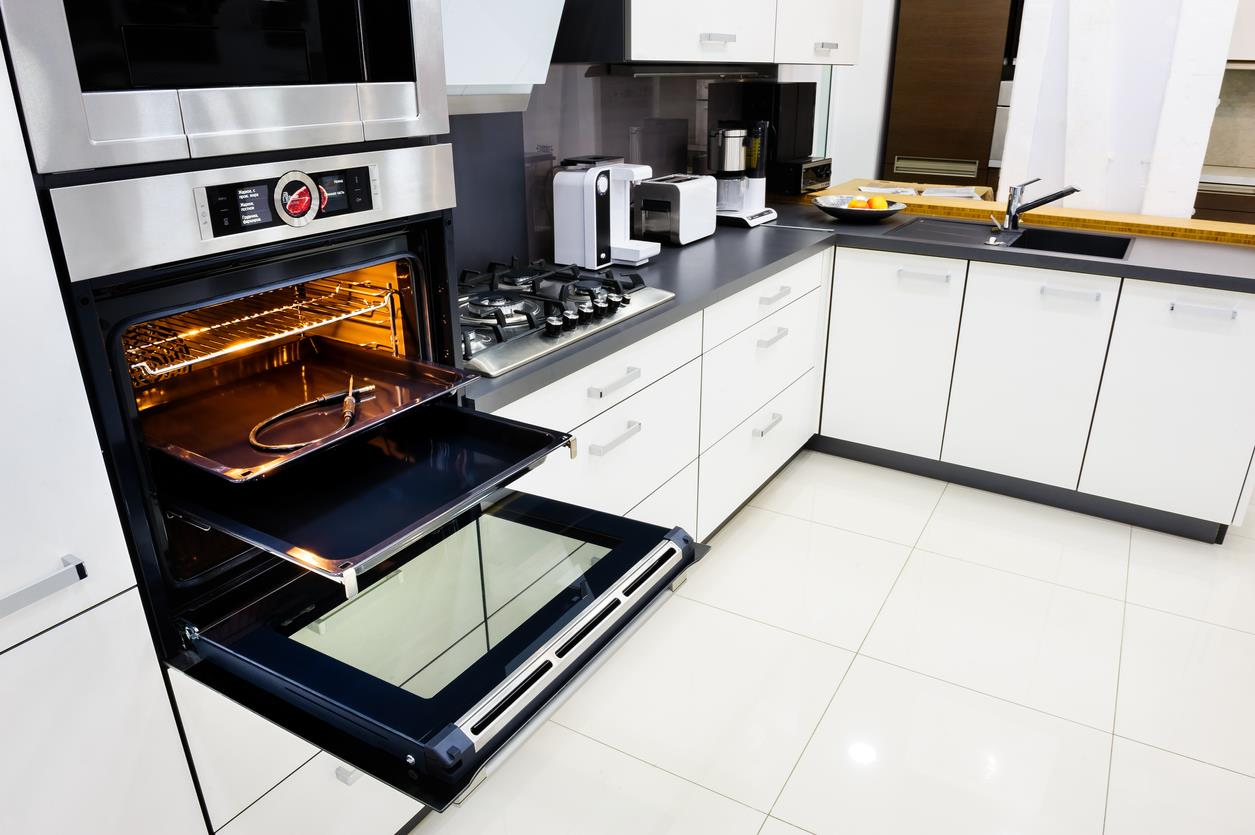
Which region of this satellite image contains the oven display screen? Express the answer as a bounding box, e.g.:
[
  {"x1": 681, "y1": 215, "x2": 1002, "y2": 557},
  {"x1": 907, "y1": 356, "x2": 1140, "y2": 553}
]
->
[{"x1": 204, "y1": 166, "x2": 373, "y2": 238}]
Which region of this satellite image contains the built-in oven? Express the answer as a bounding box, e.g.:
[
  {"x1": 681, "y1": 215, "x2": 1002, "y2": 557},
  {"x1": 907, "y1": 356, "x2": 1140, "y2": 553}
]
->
[
  {"x1": 0, "y1": 0, "x2": 448, "y2": 173},
  {"x1": 58, "y1": 146, "x2": 698, "y2": 811}
]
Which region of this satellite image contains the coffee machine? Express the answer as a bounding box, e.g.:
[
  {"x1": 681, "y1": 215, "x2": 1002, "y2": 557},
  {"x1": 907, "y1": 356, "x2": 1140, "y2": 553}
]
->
[
  {"x1": 708, "y1": 121, "x2": 778, "y2": 228},
  {"x1": 553, "y1": 161, "x2": 661, "y2": 268}
]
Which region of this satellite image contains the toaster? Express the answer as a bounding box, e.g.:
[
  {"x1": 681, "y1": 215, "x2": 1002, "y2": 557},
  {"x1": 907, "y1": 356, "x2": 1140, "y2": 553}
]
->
[{"x1": 632, "y1": 174, "x2": 717, "y2": 246}]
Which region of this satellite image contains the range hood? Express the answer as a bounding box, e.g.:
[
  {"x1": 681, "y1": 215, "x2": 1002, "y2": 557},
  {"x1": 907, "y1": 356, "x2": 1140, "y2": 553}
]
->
[{"x1": 442, "y1": 0, "x2": 566, "y2": 114}]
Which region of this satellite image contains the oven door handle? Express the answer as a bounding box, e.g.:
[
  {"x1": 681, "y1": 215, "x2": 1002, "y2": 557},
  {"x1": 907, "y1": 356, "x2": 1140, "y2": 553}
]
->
[{"x1": 0, "y1": 556, "x2": 87, "y2": 620}]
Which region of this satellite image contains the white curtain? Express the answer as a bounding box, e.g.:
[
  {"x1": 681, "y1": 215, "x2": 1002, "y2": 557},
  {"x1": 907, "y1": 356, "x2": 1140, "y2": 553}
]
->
[{"x1": 999, "y1": 0, "x2": 1237, "y2": 217}]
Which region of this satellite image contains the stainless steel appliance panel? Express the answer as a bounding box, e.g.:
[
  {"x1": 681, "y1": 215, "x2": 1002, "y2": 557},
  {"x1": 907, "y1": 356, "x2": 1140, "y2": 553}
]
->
[{"x1": 179, "y1": 85, "x2": 366, "y2": 159}]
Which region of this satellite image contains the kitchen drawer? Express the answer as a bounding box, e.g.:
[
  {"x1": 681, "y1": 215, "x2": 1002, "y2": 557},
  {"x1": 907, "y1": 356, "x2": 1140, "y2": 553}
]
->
[
  {"x1": 170, "y1": 669, "x2": 318, "y2": 831},
  {"x1": 512, "y1": 359, "x2": 701, "y2": 516},
  {"x1": 774, "y1": 0, "x2": 862, "y2": 64},
  {"x1": 821, "y1": 248, "x2": 968, "y2": 459},
  {"x1": 703, "y1": 248, "x2": 832, "y2": 352},
  {"x1": 701, "y1": 286, "x2": 824, "y2": 451},
  {"x1": 493, "y1": 313, "x2": 701, "y2": 431},
  {"x1": 630, "y1": 0, "x2": 777, "y2": 63},
  {"x1": 698, "y1": 368, "x2": 821, "y2": 540},
  {"x1": 627, "y1": 459, "x2": 699, "y2": 537},
  {"x1": 941, "y1": 264, "x2": 1119, "y2": 488},
  {"x1": 218, "y1": 752, "x2": 421, "y2": 835},
  {"x1": 1080, "y1": 279, "x2": 1255, "y2": 523},
  {"x1": 0, "y1": 591, "x2": 204, "y2": 835}
]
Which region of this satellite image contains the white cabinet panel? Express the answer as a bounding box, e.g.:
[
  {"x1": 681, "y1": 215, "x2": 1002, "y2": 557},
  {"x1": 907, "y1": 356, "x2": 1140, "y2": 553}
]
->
[
  {"x1": 942, "y1": 263, "x2": 1119, "y2": 488},
  {"x1": 513, "y1": 360, "x2": 702, "y2": 516},
  {"x1": 1232, "y1": 0, "x2": 1255, "y2": 60},
  {"x1": 0, "y1": 590, "x2": 204, "y2": 835},
  {"x1": 1080, "y1": 279, "x2": 1255, "y2": 523},
  {"x1": 701, "y1": 287, "x2": 824, "y2": 451},
  {"x1": 0, "y1": 43, "x2": 135, "y2": 652},
  {"x1": 630, "y1": 0, "x2": 777, "y2": 63},
  {"x1": 493, "y1": 313, "x2": 701, "y2": 431},
  {"x1": 219, "y1": 752, "x2": 421, "y2": 835},
  {"x1": 627, "y1": 460, "x2": 699, "y2": 536},
  {"x1": 821, "y1": 248, "x2": 968, "y2": 459},
  {"x1": 704, "y1": 248, "x2": 830, "y2": 352},
  {"x1": 169, "y1": 669, "x2": 318, "y2": 831},
  {"x1": 698, "y1": 369, "x2": 821, "y2": 540},
  {"x1": 442, "y1": 0, "x2": 565, "y2": 86},
  {"x1": 775, "y1": 0, "x2": 862, "y2": 64}
]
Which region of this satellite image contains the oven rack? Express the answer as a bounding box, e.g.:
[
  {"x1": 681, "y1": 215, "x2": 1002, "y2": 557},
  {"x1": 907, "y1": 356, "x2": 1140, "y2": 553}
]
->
[{"x1": 125, "y1": 279, "x2": 395, "y2": 380}]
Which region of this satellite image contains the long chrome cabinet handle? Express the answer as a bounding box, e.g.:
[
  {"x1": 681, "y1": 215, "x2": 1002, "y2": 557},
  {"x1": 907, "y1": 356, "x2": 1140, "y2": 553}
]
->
[
  {"x1": 1040, "y1": 285, "x2": 1101, "y2": 302},
  {"x1": 588, "y1": 366, "x2": 642, "y2": 399},
  {"x1": 753, "y1": 413, "x2": 783, "y2": 438},
  {"x1": 757, "y1": 327, "x2": 790, "y2": 349},
  {"x1": 815, "y1": 41, "x2": 840, "y2": 50},
  {"x1": 759, "y1": 285, "x2": 792, "y2": 306},
  {"x1": 1170, "y1": 301, "x2": 1238, "y2": 320},
  {"x1": 897, "y1": 268, "x2": 951, "y2": 283},
  {"x1": 0, "y1": 556, "x2": 87, "y2": 621},
  {"x1": 590, "y1": 421, "x2": 643, "y2": 456},
  {"x1": 700, "y1": 32, "x2": 737, "y2": 44}
]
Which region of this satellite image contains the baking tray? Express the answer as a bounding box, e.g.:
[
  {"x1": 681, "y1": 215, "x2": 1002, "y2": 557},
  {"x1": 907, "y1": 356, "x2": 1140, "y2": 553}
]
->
[{"x1": 139, "y1": 337, "x2": 476, "y2": 482}]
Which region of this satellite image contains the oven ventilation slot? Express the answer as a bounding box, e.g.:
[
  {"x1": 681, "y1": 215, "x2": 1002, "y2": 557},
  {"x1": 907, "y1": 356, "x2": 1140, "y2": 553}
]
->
[
  {"x1": 622, "y1": 548, "x2": 676, "y2": 597},
  {"x1": 470, "y1": 661, "x2": 553, "y2": 736},
  {"x1": 124, "y1": 279, "x2": 395, "y2": 380},
  {"x1": 555, "y1": 599, "x2": 622, "y2": 659}
]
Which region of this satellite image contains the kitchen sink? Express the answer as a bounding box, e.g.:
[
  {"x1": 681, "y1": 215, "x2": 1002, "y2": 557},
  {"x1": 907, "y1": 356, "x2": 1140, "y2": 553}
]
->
[{"x1": 1008, "y1": 227, "x2": 1132, "y2": 259}]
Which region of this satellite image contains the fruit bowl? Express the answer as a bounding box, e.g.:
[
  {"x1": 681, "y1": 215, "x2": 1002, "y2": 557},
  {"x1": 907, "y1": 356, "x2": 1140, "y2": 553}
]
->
[{"x1": 811, "y1": 194, "x2": 906, "y2": 224}]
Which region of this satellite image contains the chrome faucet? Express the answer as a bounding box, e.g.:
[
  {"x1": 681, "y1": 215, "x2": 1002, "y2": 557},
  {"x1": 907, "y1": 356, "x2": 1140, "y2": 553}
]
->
[{"x1": 998, "y1": 178, "x2": 1081, "y2": 231}]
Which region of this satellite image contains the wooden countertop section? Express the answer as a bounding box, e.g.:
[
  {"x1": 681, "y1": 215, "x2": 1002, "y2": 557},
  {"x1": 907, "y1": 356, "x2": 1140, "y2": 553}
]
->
[{"x1": 803, "y1": 179, "x2": 1255, "y2": 248}]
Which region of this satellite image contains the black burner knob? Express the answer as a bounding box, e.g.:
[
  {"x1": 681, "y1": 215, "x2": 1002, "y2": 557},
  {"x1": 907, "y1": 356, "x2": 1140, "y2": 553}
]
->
[
  {"x1": 578, "y1": 302, "x2": 594, "y2": 323},
  {"x1": 606, "y1": 293, "x2": 623, "y2": 313},
  {"x1": 562, "y1": 310, "x2": 579, "y2": 330},
  {"x1": 592, "y1": 299, "x2": 609, "y2": 318},
  {"x1": 618, "y1": 292, "x2": 632, "y2": 306},
  {"x1": 544, "y1": 315, "x2": 563, "y2": 337}
]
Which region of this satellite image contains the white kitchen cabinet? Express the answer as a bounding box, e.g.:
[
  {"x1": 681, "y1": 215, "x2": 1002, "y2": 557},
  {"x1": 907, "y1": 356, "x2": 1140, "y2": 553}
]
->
[
  {"x1": 1232, "y1": 0, "x2": 1255, "y2": 60},
  {"x1": 701, "y1": 286, "x2": 825, "y2": 451},
  {"x1": 774, "y1": 0, "x2": 862, "y2": 64},
  {"x1": 704, "y1": 248, "x2": 831, "y2": 352},
  {"x1": 821, "y1": 248, "x2": 968, "y2": 459},
  {"x1": 493, "y1": 313, "x2": 701, "y2": 431},
  {"x1": 941, "y1": 263, "x2": 1119, "y2": 488},
  {"x1": 169, "y1": 670, "x2": 319, "y2": 831},
  {"x1": 513, "y1": 359, "x2": 702, "y2": 516},
  {"x1": 630, "y1": 0, "x2": 777, "y2": 63},
  {"x1": 219, "y1": 752, "x2": 421, "y2": 835},
  {"x1": 0, "y1": 43, "x2": 136, "y2": 653},
  {"x1": 0, "y1": 590, "x2": 205, "y2": 835},
  {"x1": 698, "y1": 368, "x2": 821, "y2": 539},
  {"x1": 627, "y1": 460, "x2": 699, "y2": 536},
  {"x1": 1080, "y1": 280, "x2": 1255, "y2": 523}
]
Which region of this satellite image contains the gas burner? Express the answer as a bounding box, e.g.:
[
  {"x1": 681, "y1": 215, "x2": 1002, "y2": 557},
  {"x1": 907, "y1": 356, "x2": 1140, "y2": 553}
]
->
[
  {"x1": 461, "y1": 326, "x2": 499, "y2": 359},
  {"x1": 568, "y1": 278, "x2": 608, "y2": 301},
  {"x1": 462, "y1": 291, "x2": 543, "y2": 326}
]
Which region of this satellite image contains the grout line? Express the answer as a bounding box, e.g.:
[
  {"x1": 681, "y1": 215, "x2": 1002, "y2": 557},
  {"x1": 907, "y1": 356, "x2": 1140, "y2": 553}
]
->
[
  {"x1": 744, "y1": 501, "x2": 928, "y2": 550},
  {"x1": 547, "y1": 720, "x2": 771, "y2": 816},
  {"x1": 1101, "y1": 526, "x2": 1133, "y2": 835},
  {"x1": 911, "y1": 545, "x2": 1128, "y2": 603},
  {"x1": 672, "y1": 594, "x2": 861, "y2": 655},
  {"x1": 1124, "y1": 600, "x2": 1255, "y2": 639},
  {"x1": 1111, "y1": 734, "x2": 1255, "y2": 782}
]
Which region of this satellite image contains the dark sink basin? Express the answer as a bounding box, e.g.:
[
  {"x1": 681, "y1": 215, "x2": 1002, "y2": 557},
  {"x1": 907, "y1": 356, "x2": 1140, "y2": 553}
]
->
[{"x1": 1008, "y1": 227, "x2": 1132, "y2": 259}]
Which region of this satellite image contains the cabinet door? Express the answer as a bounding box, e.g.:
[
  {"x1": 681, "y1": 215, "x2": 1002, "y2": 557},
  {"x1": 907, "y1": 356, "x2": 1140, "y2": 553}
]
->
[
  {"x1": 0, "y1": 44, "x2": 136, "y2": 652},
  {"x1": 1232, "y1": 0, "x2": 1255, "y2": 60},
  {"x1": 941, "y1": 264, "x2": 1119, "y2": 488},
  {"x1": 627, "y1": 460, "x2": 699, "y2": 536},
  {"x1": 630, "y1": 0, "x2": 776, "y2": 63},
  {"x1": 821, "y1": 248, "x2": 968, "y2": 459},
  {"x1": 0, "y1": 591, "x2": 205, "y2": 835},
  {"x1": 1080, "y1": 280, "x2": 1255, "y2": 523},
  {"x1": 774, "y1": 0, "x2": 862, "y2": 64}
]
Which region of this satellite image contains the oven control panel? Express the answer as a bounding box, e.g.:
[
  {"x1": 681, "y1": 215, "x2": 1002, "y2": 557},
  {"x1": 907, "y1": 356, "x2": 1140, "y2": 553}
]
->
[{"x1": 194, "y1": 165, "x2": 379, "y2": 239}]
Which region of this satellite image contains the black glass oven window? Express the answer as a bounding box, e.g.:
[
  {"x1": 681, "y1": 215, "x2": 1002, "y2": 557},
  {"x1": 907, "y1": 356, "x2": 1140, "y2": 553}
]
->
[{"x1": 62, "y1": 0, "x2": 415, "y2": 92}]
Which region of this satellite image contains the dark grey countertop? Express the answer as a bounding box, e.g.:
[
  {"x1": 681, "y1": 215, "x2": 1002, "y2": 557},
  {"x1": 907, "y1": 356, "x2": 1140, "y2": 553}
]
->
[
  {"x1": 464, "y1": 223, "x2": 834, "y2": 410},
  {"x1": 769, "y1": 200, "x2": 1255, "y2": 291}
]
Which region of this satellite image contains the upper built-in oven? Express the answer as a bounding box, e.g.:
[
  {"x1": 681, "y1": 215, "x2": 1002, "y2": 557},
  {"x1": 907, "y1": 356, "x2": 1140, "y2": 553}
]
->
[{"x1": 0, "y1": 0, "x2": 448, "y2": 173}]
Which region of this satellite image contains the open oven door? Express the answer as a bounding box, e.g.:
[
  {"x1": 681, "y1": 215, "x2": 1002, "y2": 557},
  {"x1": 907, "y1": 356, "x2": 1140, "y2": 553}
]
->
[{"x1": 160, "y1": 402, "x2": 698, "y2": 811}]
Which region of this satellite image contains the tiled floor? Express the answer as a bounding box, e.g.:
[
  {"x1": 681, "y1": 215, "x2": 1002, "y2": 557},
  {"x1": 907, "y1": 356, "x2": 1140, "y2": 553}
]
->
[{"x1": 418, "y1": 451, "x2": 1255, "y2": 834}]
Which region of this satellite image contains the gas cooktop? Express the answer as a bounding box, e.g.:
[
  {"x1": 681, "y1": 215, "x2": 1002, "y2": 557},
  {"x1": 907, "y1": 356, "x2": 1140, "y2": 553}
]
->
[{"x1": 457, "y1": 259, "x2": 674, "y2": 377}]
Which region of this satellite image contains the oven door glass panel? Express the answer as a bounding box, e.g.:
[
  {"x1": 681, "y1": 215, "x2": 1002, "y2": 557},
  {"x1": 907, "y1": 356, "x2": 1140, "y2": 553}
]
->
[{"x1": 185, "y1": 491, "x2": 695, "y2": 811}]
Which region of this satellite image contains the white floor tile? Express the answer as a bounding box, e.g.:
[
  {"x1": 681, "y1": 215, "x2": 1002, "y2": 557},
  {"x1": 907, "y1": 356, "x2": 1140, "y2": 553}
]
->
[
  {"x1": 681, "y1": 506, "x2": 909, "y2": 649},
  {"x1": 1117, "y1": 605, "x2": 1255, "y2": 776},
  {"x1": 771, "y1": 657, "x2": 1110, "y2": 835},
  {"x1": 749, "y1": 452, "x2": 945, "y2": 545},
  {"x1": 861, "y1": 551, "x2": 1124, "y2": 729},
  {"x1": 416, "y1": 723, "x2": 765, "y2": 835},
  {"x1": 554, "y1": 595, "x2": 853, "y2": 811},
  {"x1": 1127, "y1": 528, "x2": 1255, "y2": 634},
  {"x1": 916, "y1": 485, "x2": 1131, "y2": 598},
  {"x1": 1104, "y1": 737, "x2": 1255, "y2": 835},
  {"x1": 759, "y1": 818, "x2": 810, "y2": 835}
]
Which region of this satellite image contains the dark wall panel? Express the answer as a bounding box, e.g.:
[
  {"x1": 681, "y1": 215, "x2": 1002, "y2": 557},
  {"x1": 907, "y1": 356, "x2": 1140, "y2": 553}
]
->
[{"x1": 447, "y1": 112, "x2": 529, "y2": 277}]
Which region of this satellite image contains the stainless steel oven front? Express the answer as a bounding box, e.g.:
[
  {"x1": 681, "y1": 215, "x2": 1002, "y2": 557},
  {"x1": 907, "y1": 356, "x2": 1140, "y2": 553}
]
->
[{"x1": 0, "y1": 0, "x2": 449, "y2": 173}]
